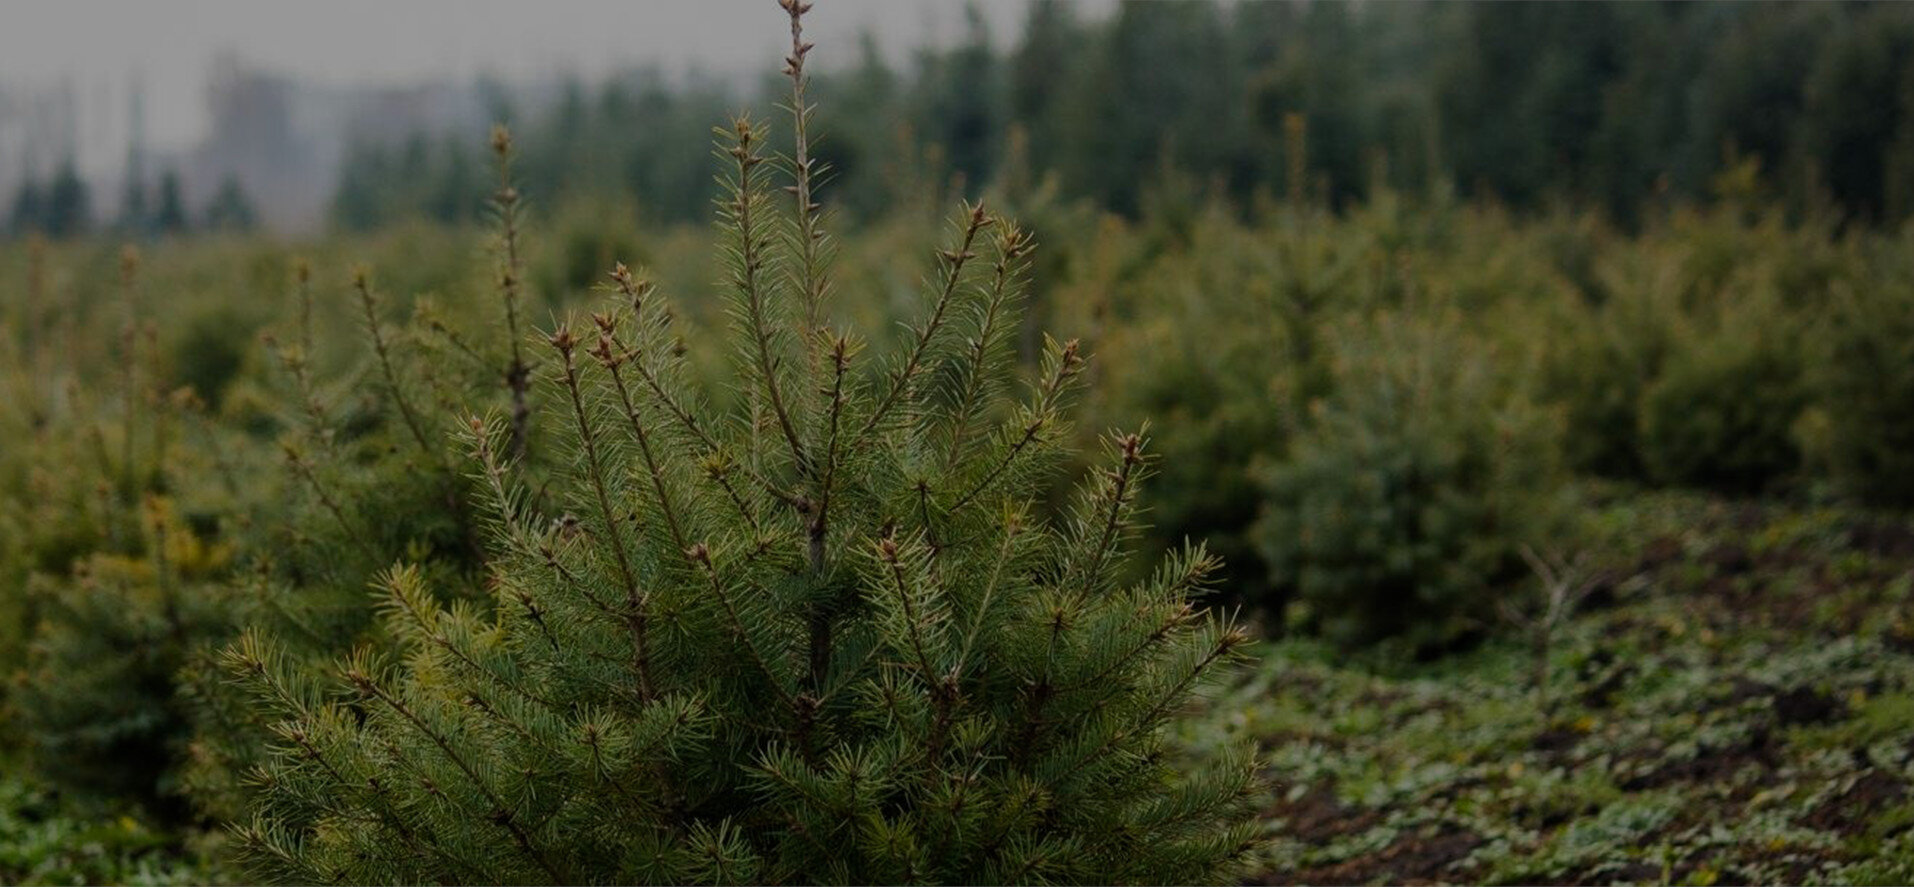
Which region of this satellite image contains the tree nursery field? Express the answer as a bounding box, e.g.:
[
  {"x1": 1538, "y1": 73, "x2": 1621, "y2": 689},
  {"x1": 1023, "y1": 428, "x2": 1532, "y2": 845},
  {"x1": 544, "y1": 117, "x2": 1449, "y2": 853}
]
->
[{"x1": 5, "y1": 2, "x2": 1914, "y2": 884}]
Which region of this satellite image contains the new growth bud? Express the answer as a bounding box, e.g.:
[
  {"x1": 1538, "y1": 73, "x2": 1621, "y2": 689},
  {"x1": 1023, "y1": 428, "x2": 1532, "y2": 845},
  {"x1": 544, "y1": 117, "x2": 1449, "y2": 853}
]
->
[{"x1": 548, "y1": 326, "x2": 576, "y2": 355}]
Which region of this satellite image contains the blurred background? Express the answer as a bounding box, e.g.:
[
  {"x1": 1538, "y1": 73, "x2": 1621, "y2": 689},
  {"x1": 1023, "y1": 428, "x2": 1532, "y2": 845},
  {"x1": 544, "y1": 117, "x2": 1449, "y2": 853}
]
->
[{"x1": 7, "y1": 1, "x2": 1914, "y2": 239}]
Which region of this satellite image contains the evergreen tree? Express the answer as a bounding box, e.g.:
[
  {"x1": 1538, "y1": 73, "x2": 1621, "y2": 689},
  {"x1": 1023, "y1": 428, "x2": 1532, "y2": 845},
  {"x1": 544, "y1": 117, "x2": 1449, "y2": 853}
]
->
[
  {"x1": 1061, "y1": 2, "x2": 1245, "y2": 215},
  {"x1": 182, "y1": 130, "x2": 554, "y2": 820},
  {"x1": 11, "y1": 250, "x2": 239, "y2": 820},
  {"x1": 119, "y1": 171, "x2": 150, "y2": 236},
  {"x1": 42, "y1": 161, "x2": 92, "y2": 239},
  {"x1": 330, "y1": 141, "x2": 397, "y2": 231},
  {"x1": 7, "y1": 177, "x2": 45, "y2": 236},
  {"x1": 202, "y1": 175, "x2": 259, "y2": 232},
  {"x1": 226, "y1": 4, "x2": 1258, "y2": 883},
  {"x1": 153, "y1": 170, "x2": 189, "y2": 235},
  {"x1": 1798, "y1": 5, "x2": 1914, "y2": 222},
  {"x1": 1007, "y1": 0, "x2": 1079, "y2": 175},
  {"x1": 911, "y1": 3, "x2": 1002, "y2": 195}
]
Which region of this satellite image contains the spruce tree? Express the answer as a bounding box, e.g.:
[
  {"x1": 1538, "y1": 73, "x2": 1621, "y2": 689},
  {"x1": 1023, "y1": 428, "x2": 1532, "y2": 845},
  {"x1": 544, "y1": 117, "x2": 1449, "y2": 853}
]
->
[
  {"x1": 225, "y1": 3, "x2": 1259, "y2": 883},
  {"x1": 182, "y1": 128, "x2": 550, "y2": 820},
  {"x1": 154, "y1": 170, "x2": 189, "y2": 235},
  {"x1": 10, "y1": 249, "x2": 238, "y2": 818}
]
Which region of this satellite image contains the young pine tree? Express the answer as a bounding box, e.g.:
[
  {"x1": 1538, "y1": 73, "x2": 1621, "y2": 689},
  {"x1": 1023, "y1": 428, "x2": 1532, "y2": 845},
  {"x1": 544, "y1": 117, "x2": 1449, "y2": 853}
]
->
[
  {"x1": 224, "y1": 4, "x2": 1259, "y2": 883},
  {"x1": 10, "y1": 249, "x2": 240, "y2": 817},
  {"x1": 182, "y1": 129, "x2": 553, "y2": 820}
]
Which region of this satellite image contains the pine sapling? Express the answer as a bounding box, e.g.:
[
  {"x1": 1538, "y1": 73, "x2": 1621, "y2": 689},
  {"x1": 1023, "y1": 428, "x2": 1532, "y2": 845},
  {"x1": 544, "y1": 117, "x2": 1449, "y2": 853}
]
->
[
  {"x1": 184, "y1": 148, "x2": 557, "y2": 816},
  {"x1": 226, "y1": 3, "x2": 1261, "y2": 883}
]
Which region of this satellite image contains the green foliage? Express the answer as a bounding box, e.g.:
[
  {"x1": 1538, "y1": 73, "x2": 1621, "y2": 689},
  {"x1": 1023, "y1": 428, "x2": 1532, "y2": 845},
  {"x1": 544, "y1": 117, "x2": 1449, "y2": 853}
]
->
[
  {"x1": 1638, "y1": 320, "x2": 1806, "y2": 494},
  {"x1": 1072, "y1": 209, "x2": 1331, "y2": 609},
  {"x1": 13, "y1": 501, "x2": 232, "y2": 816},
  {"x1": 1535, "y1": 246, "x2": 1682, "y2": 481},
  {"x1": 281, "y1": 2, "x2": 1914, "y2": 235},
  {"x1": 1256, "y1": 310, "x2": 1570, "y2": 650},
  {"x1": 8, "y1": 160, "x2": 93, "y2": 240},
  {"x1": 1805, "y1": 237, "x2": 1914, "y2": 507},
  {"x1": 183, "y1": 135, "x2": 556, "y2": 821},
  {"x1": 1228, "y1": 491, "x2": 1914, "y2": 884},
  {"x1": 153, "y1": 171, "x2": 190, "y2": 237},
  {"x1": 0, "y1": 129, "x2": 559, "y2": 832},
  {"x1": 169, "y1": 308, "x2": 251, "y2": 411},
  {"x1": 223, "y1": 12, "x2": 1259, "y2": 882},
  {"x1": 1065, "y1": 202, "x2": 1587, "y2": 650},
  {"x1": 0, "y1": 248, "x2": 255, "y2": 819},
  {"x1": 0, "y1": 766, "x2": 225, "y2": 886},
  {"x1": 531, "y1": 197, "x2": 648, "y2": 306},
  {"x1": 10, "y1": 13, "x2": 1914, "y2": 876},
  {"x1": 1535, "y1": 209, "x2": 1844, "y2": 493},
  {"x1": 199, "y1": 177, "x2": 259, "y2": 234}
]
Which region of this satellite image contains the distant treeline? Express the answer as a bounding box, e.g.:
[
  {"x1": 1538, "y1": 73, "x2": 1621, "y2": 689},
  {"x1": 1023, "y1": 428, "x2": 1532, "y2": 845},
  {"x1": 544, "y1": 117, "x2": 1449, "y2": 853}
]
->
[
  {"x1": 19, "y1": 1, "x2": 1914, "y2": 239},
  {"x1": 7, "y1": 162, "x2": 259, "y2": 240},
  {"x1": 335, "y1": 1, "x2": 1914, "y2": 229}
]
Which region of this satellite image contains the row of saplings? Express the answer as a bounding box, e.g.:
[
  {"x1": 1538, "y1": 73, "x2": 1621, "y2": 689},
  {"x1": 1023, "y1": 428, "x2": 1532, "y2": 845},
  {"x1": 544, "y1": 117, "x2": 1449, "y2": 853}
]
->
[
  {"x1": 8, "y1": 5, "x2": 1264, "y2": 883},
  {"x1": 1059, "y1": 186, "x2": 1914, "y2": 655}
]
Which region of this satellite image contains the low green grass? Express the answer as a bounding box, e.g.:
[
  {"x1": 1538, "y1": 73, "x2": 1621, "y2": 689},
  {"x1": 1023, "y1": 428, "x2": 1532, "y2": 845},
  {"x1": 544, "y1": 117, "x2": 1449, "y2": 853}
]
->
[
  {"x1": 0, "y1": 761, "x2": 227, "y2": 886},
  {"x1": 1198, "y1": 489, "x2": 1914, "y2": 885}
]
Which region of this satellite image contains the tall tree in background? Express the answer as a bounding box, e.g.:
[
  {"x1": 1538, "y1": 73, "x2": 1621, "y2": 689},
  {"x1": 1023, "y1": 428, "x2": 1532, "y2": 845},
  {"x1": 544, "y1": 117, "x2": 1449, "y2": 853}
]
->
[
  {"x1": 296, "y1": 0, "x2": 1914, "y2": 231},
  {"x1": 911, "y1": 3, "x2": 1002, "y2": 194},
  {"x1": 201, "y1": 175, "x2": 258, "y2": 232},
  {"x1": 1060, "y1": 2, "x2": 1246, "y2": 214},
  {"x1": 42, "y1": 161, "x2": 92, "y2": 239},
  {"x1": 1799, "y1": 5, "x2": 1914, "y2": 221},
  {"x1": 1006, "y1": 0, "x2": 1080, "y2": 183},
  {"x1": 153, "y1": 170, "x2": 189, "y2": 235}
]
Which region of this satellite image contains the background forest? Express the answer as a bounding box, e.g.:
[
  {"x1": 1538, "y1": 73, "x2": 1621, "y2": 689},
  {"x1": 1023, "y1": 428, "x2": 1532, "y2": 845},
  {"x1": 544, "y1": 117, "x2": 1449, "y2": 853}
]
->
[
  {"x1": 17, "y1": 2, "x2": 1914, "y2": 238},
  {"x1": 6, "y1": 1, "x2": 1914, "y2": 885}
]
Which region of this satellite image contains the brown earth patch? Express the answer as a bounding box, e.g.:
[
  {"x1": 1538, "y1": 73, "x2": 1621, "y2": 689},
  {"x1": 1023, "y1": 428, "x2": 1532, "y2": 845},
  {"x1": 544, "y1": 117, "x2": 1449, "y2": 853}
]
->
[
  {"x1": 1254, "y1": 825, "x2": 1483, "y2": 886},
  {"x1": 1263, "y1": 781, "x2": 1381, "y2": 845},
  {"x1": 1848, "y1": 520, "x2": 1914, "y2": 559},
  {"x1": 1773, "y1": 686, "x2": 1848, "y2": 726},
  {"x1": 1802, "y1": 769, "x2": 1907, "y2": 832},
  {"x1": 1622, "y1": 728, "x2": 1778, "y2": 791}
]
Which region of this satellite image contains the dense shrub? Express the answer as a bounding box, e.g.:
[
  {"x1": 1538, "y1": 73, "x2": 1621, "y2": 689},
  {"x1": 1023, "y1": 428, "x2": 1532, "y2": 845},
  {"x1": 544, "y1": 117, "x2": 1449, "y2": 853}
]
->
[
  {"x1": 0, "y1": 251, "x2": 253, "y2": 818},
  {"x1": 11, "y1": 33, "x2": 1914, "y2": 877},
  {"x1": 1638, "y1": 321, "x2": 1807, "y2": 493},
  {"x1": 1256, "y1": 310, "x2": 1571, "y2": 650},
  {"x1": 1534, "y1": 209, "x2": 1837, "y2": 492},
  {"x1": 1, "y1": 144, "x2": 558, "y2": 825},
  {"x1": 0, "y1": 767, "x2": 223, "y2": 886},
  {"x1": 531, "y1": 197, "x2": 648, "y2": 307},
  {"x1": 1534, "y1": 239, "x2": 1689, "y2": 481},
  {"x1": 1077, "y1": 216, "x2": 1304, "y2": 606},
  {"x1": 182, "y1": 160, "x2": 555, "y2": 820},
  {"x1": 1805, "y1": 242, "x2": 1914, "y2": 507},
  {"x1": 13, "y1": 504, "x2": 231, "y2": 816},
  {"x1": 1066, "y1": 208, "x2": 1396, "y2": 612},
  {"x1": 168, "y1": 308, "x2": 252, "y2": 410}
]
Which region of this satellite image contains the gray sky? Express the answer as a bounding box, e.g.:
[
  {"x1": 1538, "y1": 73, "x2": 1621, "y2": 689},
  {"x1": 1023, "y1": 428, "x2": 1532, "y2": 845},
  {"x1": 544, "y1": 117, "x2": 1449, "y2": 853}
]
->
[{"x1": 2, "y1": 0, "x2": 1093, "y2": 176}]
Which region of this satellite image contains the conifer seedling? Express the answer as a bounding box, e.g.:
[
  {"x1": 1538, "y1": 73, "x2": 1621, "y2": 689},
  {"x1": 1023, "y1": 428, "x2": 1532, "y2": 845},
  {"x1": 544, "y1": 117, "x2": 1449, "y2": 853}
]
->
[{"x1": 226, "y1": 3, "x2": 1260, "y2": 882}]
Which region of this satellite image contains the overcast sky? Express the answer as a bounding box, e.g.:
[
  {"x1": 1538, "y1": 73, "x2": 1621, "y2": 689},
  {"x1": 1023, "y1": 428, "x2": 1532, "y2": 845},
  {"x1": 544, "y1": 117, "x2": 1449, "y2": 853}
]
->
[{"x1": 2, "y1": 0, "x2": 1098, "y2": 168}]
